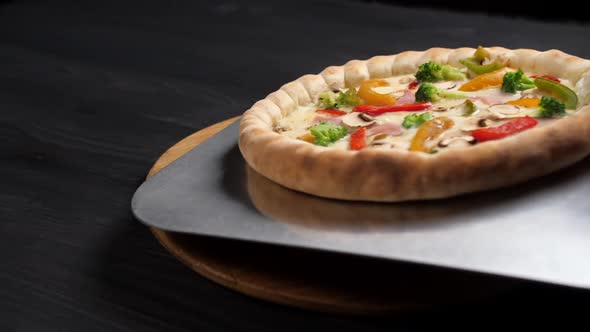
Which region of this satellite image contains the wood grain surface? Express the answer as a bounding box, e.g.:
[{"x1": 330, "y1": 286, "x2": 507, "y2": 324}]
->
[{"x1": 3, "y1": 0, "x2": 590, "y2": 330}]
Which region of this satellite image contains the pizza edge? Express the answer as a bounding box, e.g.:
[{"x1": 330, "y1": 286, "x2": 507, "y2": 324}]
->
[{"x1": 238, "y1": 47, "x2": 590, "y2": 202}]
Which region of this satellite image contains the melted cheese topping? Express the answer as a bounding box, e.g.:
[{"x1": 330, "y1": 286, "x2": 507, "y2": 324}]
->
[{"x1": 276, "y1": 73, "x2": 576, "y2": 153}]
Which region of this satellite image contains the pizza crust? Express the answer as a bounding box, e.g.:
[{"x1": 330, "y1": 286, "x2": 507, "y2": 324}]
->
[{"x1": 239, "y1": 48, "x2": 590, "y2": 202}]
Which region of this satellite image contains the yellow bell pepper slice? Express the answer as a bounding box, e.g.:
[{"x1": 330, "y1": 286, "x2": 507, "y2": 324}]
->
[
  {"x1": 410, "y1": 117, "x2": 454, "y2": 153},
  {"x1": 459, "y1": 68, "x2": 509, "y2": 92},
  {"x1": 506, "y1": 98, "x2": 541, "y2": 108},
  {"x1": 358, "y1": 79, "x2": 397, "y2": 105}
]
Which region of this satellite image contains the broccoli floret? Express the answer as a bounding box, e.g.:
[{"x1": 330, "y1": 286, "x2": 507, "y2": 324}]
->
[
  {"x1": 440, "y1": 65, "x2": 467, "y2": 81},
  {"x1": 415, "y1": 83, "x2": 467, "y2": 102},
  {"x1": 316, "y1": 88, "x2": 362, "y2": 109},
  {"x1": 415, "y1": 62, "x2": 441, "y2": 82},
  {"x1": 402, "y1": 112, "x2": 432, "y2": 129},
  {"x1": 317, "y1": 91, "x2": 338, "y2": 109},
  {"x1": 309, "y1": 121, "x2": 348, "y2": 146},
  {"x1": 501, "y1": 69, "x2": 535, "y2": 93},
  {"x1": 415, "y1": 61, "x2": 467, "y2": 82},
  {"x1": 336, "y1": 88, "x2": 363, "y2": 107},
  {"x1": 537, "y1": 96, "x2": 566, "y2": 118}
]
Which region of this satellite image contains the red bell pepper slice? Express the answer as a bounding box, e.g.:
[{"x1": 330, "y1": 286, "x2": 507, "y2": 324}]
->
[
  {"x1": 530, "y1": 75, "x2": 561, "y2": 83},
  {"x1": 471, "y1": 116, "x2": 538, "y2": 142},
  {"x1": 315, "y1": 109, "x2": 347, "y2": 116},
  {"x1": 353, "y1": 102, "x2": 432, "y2": 116},
  {"x1": 350, "y1": 127, "x2": 366, "y2": 150},
  {"x1": 408, "y1": 81, "x2": 419, "y2": 90}
]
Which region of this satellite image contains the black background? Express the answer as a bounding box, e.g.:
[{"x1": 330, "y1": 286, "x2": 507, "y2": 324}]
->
[
  {"x1": 2, "y1": 0, "x2": 590, "y2": 331},
  {"x1": 365, "y1": 0, "x2": 588, "y2": 22}
]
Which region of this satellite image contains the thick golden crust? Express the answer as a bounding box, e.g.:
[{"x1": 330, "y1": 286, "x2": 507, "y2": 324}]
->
[{"x1": 239, "y1": 48, "x2": 590, "y2": 202}]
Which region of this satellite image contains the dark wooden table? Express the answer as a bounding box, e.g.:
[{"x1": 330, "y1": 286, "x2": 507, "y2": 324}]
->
[{"x1": 2, "y1": 0, "x2": 590, "y2": 330}]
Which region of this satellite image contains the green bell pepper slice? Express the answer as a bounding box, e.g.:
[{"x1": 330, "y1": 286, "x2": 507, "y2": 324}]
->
[
  {"x1": 460, "y1": 59, "x2": 505, "y2": 75},
  {"x1": 460, "y1": 46, "x2": 505, "y2": 75},
  {"x1": 534, "y1": 77, "x2": 578, "y2": 109},
  {"x1": 472, "y1": 46, "x2": 489, "y2": 62}
]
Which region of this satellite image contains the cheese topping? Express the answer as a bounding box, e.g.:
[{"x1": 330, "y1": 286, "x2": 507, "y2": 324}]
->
[{"x1": 275, "y1": 67, "x2": 578, "y2": 153}]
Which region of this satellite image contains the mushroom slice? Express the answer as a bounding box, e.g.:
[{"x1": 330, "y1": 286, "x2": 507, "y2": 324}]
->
[
  {"x1": 432, "y1": 106, "x2": 448, "y2": 112},
  {"x1": 438, "y1": 135, "x2": 476, "y2": 148},
  {"x1": 359, "y1": 113, "x2": 375, "y2": 122},
  {"x1": 369, "y1": 142, "x2": 390, "y2": 149},
  {"x1": 477, "y1": 118, "x2": 490, "y2": 127},
  {"x1": 487, "y1": 104, "x2": 522, "y2": 119},
  {"x1": 371, "y1": 133, "x2": 389, "y2": 141},
  {"x1": 342, "y1": 112, "x2": 376, "y2": 127},
  {"x1": 461, "y1": 117, "x2": 490, "y2": 132},
  {"x1": 368, "y1": 133, "x2": 389, "y2": 148}
]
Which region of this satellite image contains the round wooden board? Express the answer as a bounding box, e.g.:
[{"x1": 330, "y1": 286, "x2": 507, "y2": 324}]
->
[{"x1": 147, "y1": 117, "x2": 516, "y2": 315}]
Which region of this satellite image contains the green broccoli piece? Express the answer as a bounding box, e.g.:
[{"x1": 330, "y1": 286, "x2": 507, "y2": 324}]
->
[
  {"x1": 336, "y1": 88, "x2": 362, "y2": 107},
  {"x1": 309, "y1": 121, "x2": 348, "y2": 146},
  {"x1": 501, "y1": 69, "x2": 535, "y2": 93},
  {"x1": 415, "y1": 62, "x2": 441, "y2": 82},
  {"x1": 415, "y1": 83, "x2": 467, "y2": 102},
  {"x1": 316, "y1": 88, "x2": 363, "y2": 109},
  {"x1": 317, "y1": 91, "x2": 338, "y2": 109},
  {"x1": 440, "y1": 65, "x2": 467, "y2": 81},
  {"x1": 415, "y1": 61, "x2": 467, "y2": 82},
  {"x1": 537, "y1": 96, "x2": 566, "y2": 118},
  {"x1": 402, "y1": 112, "x2": 432, "y2": 129}
]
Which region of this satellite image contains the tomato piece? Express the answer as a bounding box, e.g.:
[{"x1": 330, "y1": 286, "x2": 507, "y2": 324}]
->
[
  {"x1": 350, "y1": 127, "x2": 366, "y2": 150},
  {"x1": 353, "y1": 102, "x2": 432, "y2": 116},
  {"x1": 315, "y1": 109, "x2": 347, "y2": 116},
  {"x1": 471, "y1": 116, "x2": 538, "y2": 142}
]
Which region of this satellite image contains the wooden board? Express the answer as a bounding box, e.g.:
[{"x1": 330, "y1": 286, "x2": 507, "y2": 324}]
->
[{"x1": 146, "y1": 117, "x2": 517, "y2": 315}]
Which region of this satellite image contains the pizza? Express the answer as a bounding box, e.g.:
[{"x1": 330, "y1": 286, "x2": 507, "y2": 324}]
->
[{"x1": 238, "y1": 47, "x2": 590, "y2": 202}]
